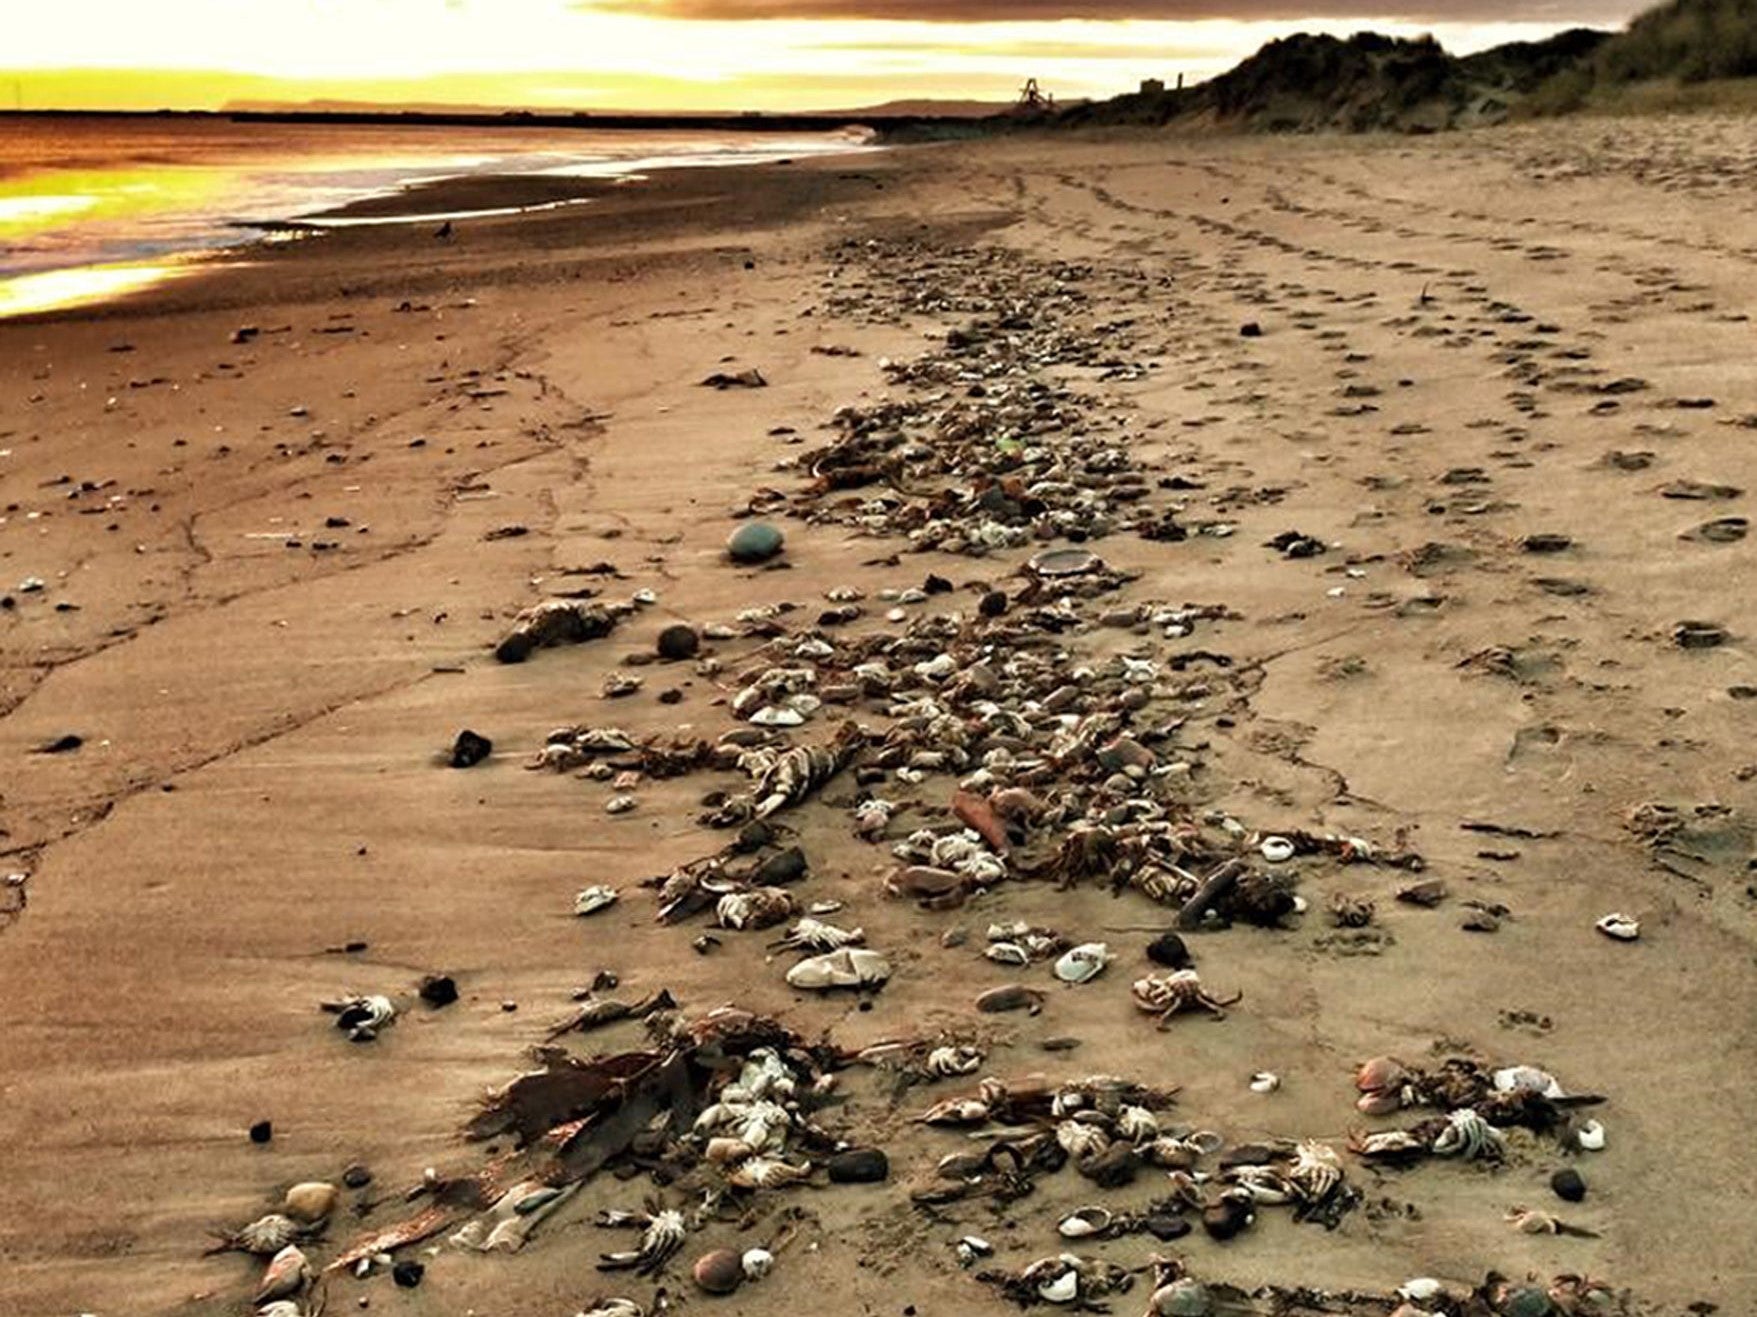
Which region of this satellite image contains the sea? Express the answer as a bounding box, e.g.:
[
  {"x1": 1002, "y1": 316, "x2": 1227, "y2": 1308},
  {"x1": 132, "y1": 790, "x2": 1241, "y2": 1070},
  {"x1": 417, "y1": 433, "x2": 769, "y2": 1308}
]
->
[{"x1": 0, "y1": 114, "x2": 875, "y2": 317}]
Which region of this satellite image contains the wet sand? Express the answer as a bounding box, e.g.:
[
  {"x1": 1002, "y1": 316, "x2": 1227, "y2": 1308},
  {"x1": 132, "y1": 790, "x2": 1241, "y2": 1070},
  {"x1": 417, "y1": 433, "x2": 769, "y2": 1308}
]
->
[{"x1": 3, "y1": 117, "x2": 1757, "y2": 1316}]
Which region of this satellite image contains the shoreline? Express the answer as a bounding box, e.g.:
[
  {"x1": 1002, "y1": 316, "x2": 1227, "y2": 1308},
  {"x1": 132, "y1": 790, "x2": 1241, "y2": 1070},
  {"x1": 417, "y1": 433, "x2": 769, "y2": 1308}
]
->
[{"x1": 3, "y1": 118, "x2": 1756, "y2": 1316}]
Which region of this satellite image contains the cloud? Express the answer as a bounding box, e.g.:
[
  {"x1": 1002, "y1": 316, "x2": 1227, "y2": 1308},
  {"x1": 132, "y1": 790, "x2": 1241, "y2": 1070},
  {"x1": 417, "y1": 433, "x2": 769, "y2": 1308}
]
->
[{"x1": 587, "y1": 0, "x2": 1643, "y2": 25}]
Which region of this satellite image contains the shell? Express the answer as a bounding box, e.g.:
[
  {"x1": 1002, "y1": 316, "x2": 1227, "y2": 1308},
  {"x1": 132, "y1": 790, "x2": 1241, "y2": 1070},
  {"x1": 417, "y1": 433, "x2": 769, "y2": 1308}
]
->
[
  {"x1": 1595, "y1": 912, "x2": 1640, "y2": 941},
  {"x1": 1038, "y1": 1269, "x2": 1080, "y2": 1303},
  {"x1": 1151, "y1": 1278, "x2": 1213, "y2": 1316},
  {"x1": 255, "y1": 1245, "x2": 312, "y2": 1304},
  {"x1": 1057, "y1": 1206, "x2": 1112, "y2": 1239},
  {"x1": 727, "y1": 1156, "x2": 813, "y2": 1189},
  {"x1": 1055, "y1": 1120, "x2": 1110, "y2": 1159},
  {"x1": 741, "y1": 1247, "x2": 774, "y2": 1280},
  {"x1": 577, "y1": 1302, "x2": 644, "y2": 1317},
  {"x1": 1053, "y1": 942, "x2": 1112, "y2": 984},
  {"x1": 984, "y1": 942, "x2": 1031, "y2": 966},
  {"x1": 692, "y1": 1248, "x2": 745, "y2": 1294},
  {"x1": 716, "y1": 886, "x2": 795, "y2": 931},
  {"x1": 574, "y1": 886, "x2": 619, "y2": 916},
  {"x1": 785, "y1": 947, "x2": 891, "y2": 990},
  {"x1": 1576, "y1": 1119, "x2": 1607, "y2": 1151},
  {"x1": 924, "y1": 1045, "x2": 983, "y2": 1077},
  {"x1": 1493, "y1": 1065, "x2": 1564, "y2": 1099},
  {"x1": 1249, "y1": 1071, "x2": 1280, "y2": 1093},
  {"x1": 1397, "y1": 1279, "x2": 1447, "y2": 1303},
  {"x1": 258, "y1": 1303, "x2": 304, "y2": 1317},
  {"x1": 919, "y1": 1097, "x2": 992, "y2": 1126},
  {"x1": 282, "y1": 1182, "x2": 339, "y2": 1223},
  {"x1": 1115, "y1": 1104, "x2": 1158, "y2": 1142},
  {"x1": 234, "y1": 1213, "x2": 302, "y2": 1256},
  {"x1": 1355, "y1": 1054, "x2": 1408, "y2": 1093},
  {"x1": 1259, "y1": 836, "x2": 1296, "y2": 864}
]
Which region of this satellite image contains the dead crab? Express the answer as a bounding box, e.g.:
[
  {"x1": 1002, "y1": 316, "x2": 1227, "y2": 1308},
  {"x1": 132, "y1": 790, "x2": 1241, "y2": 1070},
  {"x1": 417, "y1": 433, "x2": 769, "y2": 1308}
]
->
[
  {"x1": 1431, "y1": 1107, "x2": 1507, "y2": 1161},
  {"x1": 1130, "y1": 970, "x2": 1241, "y2": 1027},
  {"x1": 596, "y1": 1207, "x2": 687, "y2": 1275}
]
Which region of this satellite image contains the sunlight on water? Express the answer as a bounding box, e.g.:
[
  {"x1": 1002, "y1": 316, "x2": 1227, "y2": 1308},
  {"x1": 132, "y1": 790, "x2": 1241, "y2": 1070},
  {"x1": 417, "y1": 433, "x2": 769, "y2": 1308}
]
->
[{"x1": 0, "y1": 260, "x2": 212, "y2": 319}]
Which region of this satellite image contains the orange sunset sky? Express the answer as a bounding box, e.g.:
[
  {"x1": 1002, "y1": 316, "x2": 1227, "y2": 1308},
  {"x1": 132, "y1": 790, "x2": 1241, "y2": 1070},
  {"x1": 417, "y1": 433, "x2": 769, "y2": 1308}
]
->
[{"x1": 2, "y1": 1, "x2": 1648, "y2": 112}]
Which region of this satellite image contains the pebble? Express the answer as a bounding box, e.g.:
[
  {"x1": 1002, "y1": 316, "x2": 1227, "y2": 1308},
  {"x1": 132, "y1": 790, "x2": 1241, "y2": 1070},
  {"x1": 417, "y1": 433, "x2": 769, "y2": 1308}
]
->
[
  {"x1": 418, "y1": 974, "x2": 459, "y2": 1008},
  {"x1": 449, "y1": 729, "x2": 493, "y2": 768},
  {"x1": 693, "y1": 1248, "x2": 744, "y2": 1295},
  {"x1": 827, "y1": 1147, "x2": 889, "y2": 1183},
  {"x1": 657, "y1": 624, "x2": 701, "y2": 660},
  {"x1": 342, "y1": 1162, "x2": 373, "y2": 1189},
  {"x1": 727, "y1": 521, "x2": 785, "y2": 563},
  {"x1": 283, "y1": 1181, "x2": 339, "y2": 1222},
  {"x1": 1146, "y1": 931, "x2": 1192, "y2": 968},
  {"x1": 1551, "y1": 1168, "x2": 1587, "y2": 1202},
  {"x1": 248, "y1": 1120, "x2": 273, "y2": 1144},
  {"x1": 391, "y1": 1260, "x2": 424, "y2": 1288}
]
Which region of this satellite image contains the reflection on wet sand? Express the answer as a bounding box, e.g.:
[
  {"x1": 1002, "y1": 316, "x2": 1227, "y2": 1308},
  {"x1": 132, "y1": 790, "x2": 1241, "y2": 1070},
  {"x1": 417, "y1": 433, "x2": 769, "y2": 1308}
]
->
[{"x1": 0, "y1": 259, "x2": 217, "y2": 318}]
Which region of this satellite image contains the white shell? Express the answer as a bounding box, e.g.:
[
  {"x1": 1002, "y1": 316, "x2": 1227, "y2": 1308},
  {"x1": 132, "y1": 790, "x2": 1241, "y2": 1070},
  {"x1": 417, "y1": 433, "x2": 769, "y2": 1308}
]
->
[
  {"x1": 1577, "y1": 1119, "x2": 1607, "y2": 1151},
  {"x1": 574, "y1": 885, "x2": 619, "y2": 916},
  {"x1": 785, "y1": 947, "x2": 892, "y2": 990},
  {"x1": 605, "y1": 795, "x2": 637, "y2": 814},
  {"x1": 984, "y1": 942, "x2": 1031, "y2": 965},
  {"x1": 1595, "y1": 912, "x2": 1640, "y2": 941},
  {"x1": 1493, "y1": 1065, "x2": 1564, "y2": 1099},
  {"x1": 1038, "y1": 1270, "x2": 1080, "y2": 1304},
  {"x1": 1249, "y1": 1071, "x2": 1280, "y2": 1093},
  {"x1": 258, "y1": 1303, "x2": 304, "y2": 1317},
  {"x1": 1053, "y1": 942, "x2": 1112, "y2": 984},
  {"x1": 577, "y1": 1302, "x2": 645, "y2": 1317},
  {"x1": 1397, "y1": 1279, "x2": 1446, "y2": 1303},
  {"x1": 1057, "y1": 1206, "x2": 1111, "y2": 1238},
  {"x1": 741, "y1": 1247, "x2": 774, "y2": 1280},
  {"x1": 1259, "y1": 836, "x2": 1296, "y2": 864}
]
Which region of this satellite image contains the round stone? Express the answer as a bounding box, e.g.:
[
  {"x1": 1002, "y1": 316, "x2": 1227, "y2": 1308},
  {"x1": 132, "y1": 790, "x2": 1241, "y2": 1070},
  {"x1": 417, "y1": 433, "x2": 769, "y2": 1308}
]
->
[
  {"x1": 341, "y1": 1162, "x2": 372, "y2": 1189},
  {"x1": 1146, "y1": 932, "x2": 1192, "y2": 969},
  {"x1": 692, "y1": 1248, "x2": 744, "y2": 1295},
  {"x1": 727, "y1": 522, "x2": 784, "y2": 563},
  {"x1": 283, "y1": 1182, "x2": 338, "y2": 1223},
  {"x1": 248, "y1": 1120, "x2": 273, "y2": 1144},
  {"x1": 657, "y1": 624, "x2": 701, "y2": 660},
  {"x1": 1550, "y1": 1167, "x2": 1586, "y2": 1202}
]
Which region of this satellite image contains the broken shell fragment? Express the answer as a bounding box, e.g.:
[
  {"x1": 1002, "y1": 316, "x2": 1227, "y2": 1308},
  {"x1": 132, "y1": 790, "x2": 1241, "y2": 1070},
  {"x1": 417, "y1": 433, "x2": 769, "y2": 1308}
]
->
[
  {"x1": 1053, "y1": 942, "x2": 1112, "y2": 984},
  {"x1": 1595, "y1": 912, "x2": 1640, "y2": 941},
  {"x1": 1028, "y1": 548, "x2": 1103, "y2": 578},
  {"x1": 574, "y1": 886, "x2": 619, "y2": 916},
  {"x1": 1249, "y1": 1071, "x2": 1280, "y2": 1093},
  {"x1": 785, "y1": 947, "x2": 891, "y2": 991},
  {"x1": 1576, "y1": 1119, "x2": 1607, "y2": 1151}
]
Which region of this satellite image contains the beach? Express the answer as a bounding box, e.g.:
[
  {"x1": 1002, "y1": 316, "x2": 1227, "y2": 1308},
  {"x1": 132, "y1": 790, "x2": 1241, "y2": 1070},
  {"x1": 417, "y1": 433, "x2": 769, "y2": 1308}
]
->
[{"x1": 2, "y1": 117, "x2": 1756, "y2": 1316}]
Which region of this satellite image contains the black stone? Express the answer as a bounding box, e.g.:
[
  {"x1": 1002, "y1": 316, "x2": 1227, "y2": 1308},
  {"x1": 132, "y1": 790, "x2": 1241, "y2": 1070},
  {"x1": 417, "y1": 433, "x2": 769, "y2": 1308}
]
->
[
  {"x1": 33, "y1": 733, "x2": 83, "y2": 755},
  {"x1": 1146, "y1": 931, "x2": 1193, "y2": 969},
  {"x1": 248, "y1": 1120, "x2": 273, "y2": 1144},
  {"x1": 978, "y1": 589, "x2": 1009, "y2": 618},
  {"x1": 449, "y1": 729, "x2": 493, "y2": 768},
  {"x1": 418, "y1": 974, "x2": 459, "y2": 1008},
  {"x1": 392, "y1": 1260, "x2": 425, "y2": 1288},
  {"x1": 1551, "y1": 1168, "x2": 1586, "y2": 1202},
  {"x1": 827, "y1": 1147, "x2": 889, "y2": 1184},
  {"x1": 342, "y1": 1162, "x2": 373, "y2": 1189},
  {"x1": 1240, "y1": 322, "x2": 1263, "y2": 338},
  {"x1": 656, "y1": 624, "x2": 701, "y2": 661},
  {"x1": 754, "y1": 846, "x2": 809, "y2": 885}
]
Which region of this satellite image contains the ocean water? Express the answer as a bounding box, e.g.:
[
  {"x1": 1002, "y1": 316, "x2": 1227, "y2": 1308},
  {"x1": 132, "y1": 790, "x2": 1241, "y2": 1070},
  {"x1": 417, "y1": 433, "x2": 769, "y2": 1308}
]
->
[{"x1": 0, "y1": 115, "x2": 874, "y2": 316}]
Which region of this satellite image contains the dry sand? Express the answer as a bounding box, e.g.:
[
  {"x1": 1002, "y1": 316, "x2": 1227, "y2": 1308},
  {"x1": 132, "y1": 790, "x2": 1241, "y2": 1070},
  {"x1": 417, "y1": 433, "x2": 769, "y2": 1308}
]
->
[{"x1": 3, "y1": 115, "x2": 1757, "y2": 1316}]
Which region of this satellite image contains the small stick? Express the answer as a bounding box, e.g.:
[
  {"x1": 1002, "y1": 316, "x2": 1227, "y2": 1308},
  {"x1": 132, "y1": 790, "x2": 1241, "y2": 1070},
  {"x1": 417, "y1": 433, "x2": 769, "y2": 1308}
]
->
[{"x1": 1176, "y1": 859, "x2": 1245, "y2": 930}]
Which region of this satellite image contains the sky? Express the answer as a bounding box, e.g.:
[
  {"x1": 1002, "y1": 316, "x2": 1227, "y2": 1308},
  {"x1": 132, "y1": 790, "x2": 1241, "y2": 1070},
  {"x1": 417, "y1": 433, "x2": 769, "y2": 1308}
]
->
[{"x1": 0, "y1": 0, "x2": 1651, "y2": 112}]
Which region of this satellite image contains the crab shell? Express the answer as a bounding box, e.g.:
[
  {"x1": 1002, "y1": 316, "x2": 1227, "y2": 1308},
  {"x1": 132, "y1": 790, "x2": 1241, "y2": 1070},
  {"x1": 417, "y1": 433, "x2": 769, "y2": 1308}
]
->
[
  {"x1": 727, "y1": 1157, "x2": 813, "y2": 1189},
  {"x1": 925, "y1": 1045, "x2": 983, "y2": 1077},
  {"x1": 920, "y1": 1097, "x2": 992, "y2": 1126},
  {"x1": 234, "y1": 1213, "x2": 302, "y2": 1256},
  {"x1": 1055, "y1": 1120, "x2": 1110, "y2": 1159},
  {"x1": 785, "y1": 947, "x2": 891, "y2": 990},
  {"x1": 1053, "y1": 942, "x2": 1112, "y2": 984},
  {"x1": 716, "y1": 886, "x2": 795, "y2": 931}
]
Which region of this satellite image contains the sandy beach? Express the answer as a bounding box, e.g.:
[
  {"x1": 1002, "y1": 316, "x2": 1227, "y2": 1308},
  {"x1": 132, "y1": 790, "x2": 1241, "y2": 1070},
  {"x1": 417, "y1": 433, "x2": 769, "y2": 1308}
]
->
[{"x1": 3, "y1": 117, "x2": 1756, "y2": 1317}]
